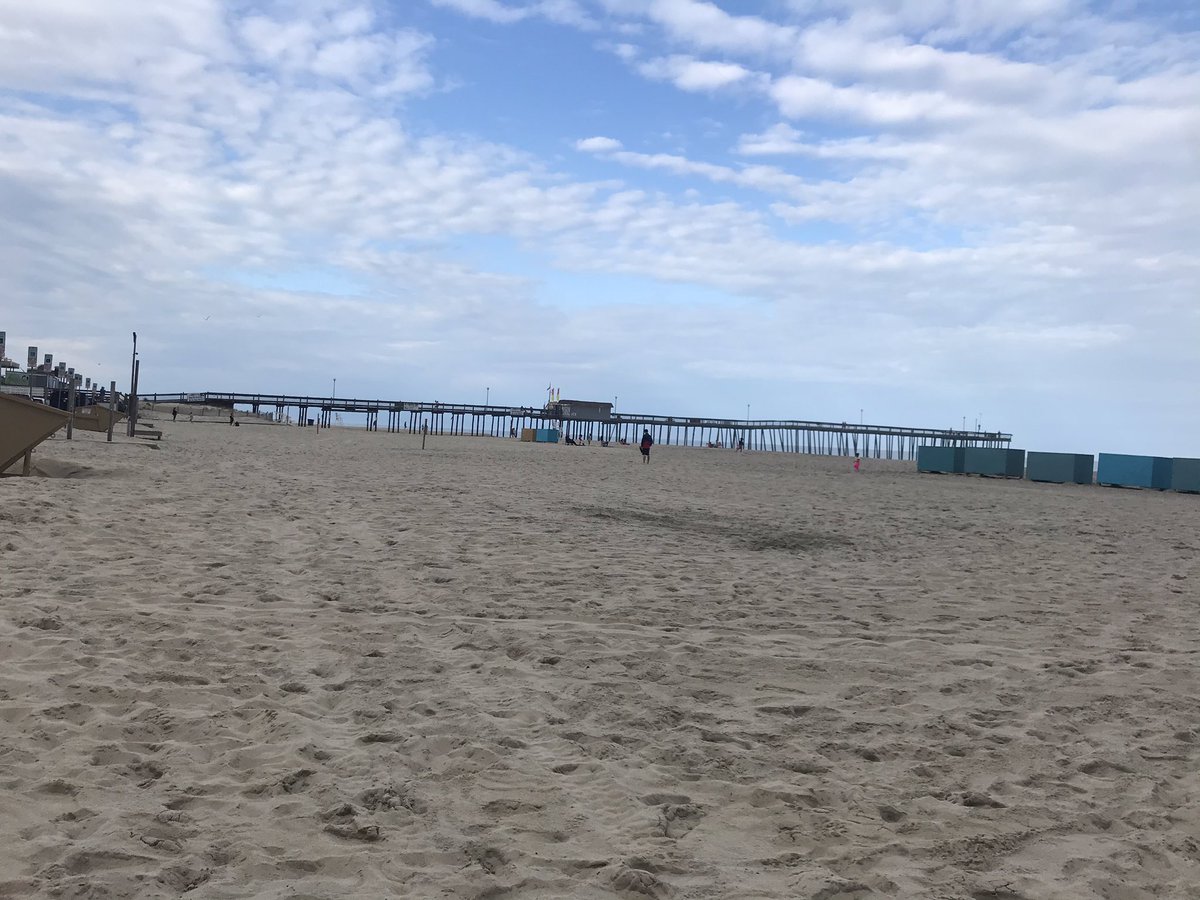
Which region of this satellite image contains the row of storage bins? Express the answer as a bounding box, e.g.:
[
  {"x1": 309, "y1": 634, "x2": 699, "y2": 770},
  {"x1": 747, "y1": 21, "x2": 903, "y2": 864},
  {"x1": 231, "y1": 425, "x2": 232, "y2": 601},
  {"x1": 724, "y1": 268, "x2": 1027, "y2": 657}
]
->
[
  {"x1": 917, "y1": 447, "x2": 1200, "y2": 493},
  {"x1": 519, "y1": 428, "x2": 560, "y2": 443}
]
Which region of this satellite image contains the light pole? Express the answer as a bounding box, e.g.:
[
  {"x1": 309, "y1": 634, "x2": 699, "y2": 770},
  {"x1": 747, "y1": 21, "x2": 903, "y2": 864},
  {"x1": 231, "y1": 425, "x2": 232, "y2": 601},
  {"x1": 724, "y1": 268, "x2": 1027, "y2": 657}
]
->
[
  {"x1": 486, "y1": 386, "x2": 490, "y2": 406},
  {"x1": 332, "y1": 378, "x2": 336, "y2": 398},
  {"x1": 860, "y1": 408, "x2": 863, "y2": 425},
  {"x1": 127, "y1": 332, "x2": 137, "y2": 437}
]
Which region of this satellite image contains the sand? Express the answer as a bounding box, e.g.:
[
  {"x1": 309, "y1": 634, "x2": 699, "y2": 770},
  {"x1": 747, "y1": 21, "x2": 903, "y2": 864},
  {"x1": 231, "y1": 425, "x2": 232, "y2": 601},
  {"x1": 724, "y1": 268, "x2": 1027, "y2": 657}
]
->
[{"x1": 1, "y1": 414, "x2": 1198, "y2": 899}]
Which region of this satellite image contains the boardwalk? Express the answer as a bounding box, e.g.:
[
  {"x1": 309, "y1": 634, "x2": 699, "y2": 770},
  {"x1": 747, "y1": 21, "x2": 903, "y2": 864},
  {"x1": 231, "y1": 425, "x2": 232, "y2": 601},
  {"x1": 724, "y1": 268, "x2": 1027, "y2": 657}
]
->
[{"x1": 142, "y1": 391, "x2": 1011, "y2": 461}]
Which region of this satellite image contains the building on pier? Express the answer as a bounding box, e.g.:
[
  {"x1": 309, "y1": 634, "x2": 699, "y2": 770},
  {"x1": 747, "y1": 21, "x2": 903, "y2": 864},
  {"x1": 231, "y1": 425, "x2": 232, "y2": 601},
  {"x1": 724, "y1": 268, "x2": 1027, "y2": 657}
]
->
[{"x1": 549, "y1": 399, "x2": 613, "y2": 421}]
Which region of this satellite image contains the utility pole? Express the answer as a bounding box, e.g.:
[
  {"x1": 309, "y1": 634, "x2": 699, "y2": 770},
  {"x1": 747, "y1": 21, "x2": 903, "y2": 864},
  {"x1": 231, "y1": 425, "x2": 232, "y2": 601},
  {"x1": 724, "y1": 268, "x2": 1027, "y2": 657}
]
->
[
  {"x1": 127, "y1": 332, "x2": 137, "y2": 437},
  {"x1": 130, "y1": 360, "x2": 140, "y2": 435}
]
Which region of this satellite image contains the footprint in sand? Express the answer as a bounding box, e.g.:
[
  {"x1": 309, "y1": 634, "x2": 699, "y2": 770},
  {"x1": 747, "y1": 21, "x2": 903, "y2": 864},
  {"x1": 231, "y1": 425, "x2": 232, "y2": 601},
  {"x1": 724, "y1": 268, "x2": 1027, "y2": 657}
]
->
[
  {"x1": 655, "y1": 803, "x2": 705, "y2": 839},
  {"x1": 608, "y1": 864, "x2": 672, "y2": 898},
  {"x1": 324, "y1": 822, "x2": 384, "y2": 842}
]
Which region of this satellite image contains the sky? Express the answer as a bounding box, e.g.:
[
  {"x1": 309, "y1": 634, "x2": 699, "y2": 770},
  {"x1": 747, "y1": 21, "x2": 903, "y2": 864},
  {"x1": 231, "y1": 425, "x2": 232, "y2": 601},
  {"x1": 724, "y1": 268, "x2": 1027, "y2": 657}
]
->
[{"x1": 1, "y1": 0, "x2": 1197, "y2": 454}]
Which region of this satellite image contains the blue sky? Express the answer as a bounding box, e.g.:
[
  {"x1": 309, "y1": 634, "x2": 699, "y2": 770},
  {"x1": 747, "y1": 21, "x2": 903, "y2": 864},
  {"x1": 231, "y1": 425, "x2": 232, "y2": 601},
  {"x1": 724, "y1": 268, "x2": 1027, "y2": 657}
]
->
[{"x1": 0, "y1": 0, "x2": 1197, "y2": 453}]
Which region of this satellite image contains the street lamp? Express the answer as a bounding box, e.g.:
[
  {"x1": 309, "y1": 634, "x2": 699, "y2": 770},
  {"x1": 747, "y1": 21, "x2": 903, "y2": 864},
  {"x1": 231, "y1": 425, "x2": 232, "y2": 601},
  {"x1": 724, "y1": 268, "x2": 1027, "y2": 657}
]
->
[
  {"x1": 486, "y1": 386, "x2": 490, "y2": 406},
  {"x1": 127, "y1": 332, "x2": 138, "y2": 437},
  {"x1": 332, "y1": 378, "x2": 336, "y2": 398}
]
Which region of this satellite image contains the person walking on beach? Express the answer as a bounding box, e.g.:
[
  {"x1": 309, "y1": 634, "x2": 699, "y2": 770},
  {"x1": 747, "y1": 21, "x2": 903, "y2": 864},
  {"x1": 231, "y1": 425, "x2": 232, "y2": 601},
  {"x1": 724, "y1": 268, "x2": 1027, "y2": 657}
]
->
[
  {"x1": 853, "y1": 455, "x2": 861, "y2": 473},
  {"x1": 171, "y1": 407, "x2": 178, "y2": 422},
  {"x1": 639, "y1": 428, "x2": 653, "y2": 464},
  {"x1": 737, "y1": 436, "x2": 745, "y2": 452}
]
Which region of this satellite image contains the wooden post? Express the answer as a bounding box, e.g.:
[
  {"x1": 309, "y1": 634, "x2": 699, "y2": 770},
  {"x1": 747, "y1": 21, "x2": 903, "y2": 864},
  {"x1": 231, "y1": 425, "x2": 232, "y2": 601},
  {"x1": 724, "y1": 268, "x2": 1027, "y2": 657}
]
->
[
  {"x1": 66, "y1": 378, "x2": 76, "y2": 440},
  {"x1": 126, "y1": 361, "x2": 140, "y2": 437},
  {"x1": 107, "y1": 381, "x2": 117, "y2": 442},
  {"x1": 128, "y1": 332, "x2": 137, "y2": 435},
  {"x1": 132, "y1": 360, "x2": 140, "y2": 434}
]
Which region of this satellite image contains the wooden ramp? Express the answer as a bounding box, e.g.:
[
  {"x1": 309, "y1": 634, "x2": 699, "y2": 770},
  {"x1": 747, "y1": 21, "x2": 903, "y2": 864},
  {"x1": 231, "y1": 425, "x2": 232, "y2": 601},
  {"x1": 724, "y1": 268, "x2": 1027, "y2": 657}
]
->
[
  {"x1": 71, "y1": 405, "x2": 126, "y2": 433},
  {"x1": 0, "y1": 395, "x2": 70, "y2": 475}
]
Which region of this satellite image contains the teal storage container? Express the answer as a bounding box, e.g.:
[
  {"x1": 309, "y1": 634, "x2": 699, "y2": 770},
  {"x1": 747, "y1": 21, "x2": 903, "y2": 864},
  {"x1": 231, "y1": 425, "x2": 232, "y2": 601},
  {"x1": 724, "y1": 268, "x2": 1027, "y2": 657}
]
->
[
  {"x1": 1026, "y1": 452, "x2": 1093, "y2": 485},
  {"x1": 963, "y1": 447, "x2": 1025, "y2": 477},
  {"x1": 1097, "y1": 453, "x2": 1172, "y2": 490},
  {"x1": 534, "y1": 428, "x2": 560, "y2": 443},
  {"x1": 1171, "y1": 458, "x2": 1200, "y2": 493},
  {"x1": 917, "y1": 446, "x2": 964, "y2": 474}
]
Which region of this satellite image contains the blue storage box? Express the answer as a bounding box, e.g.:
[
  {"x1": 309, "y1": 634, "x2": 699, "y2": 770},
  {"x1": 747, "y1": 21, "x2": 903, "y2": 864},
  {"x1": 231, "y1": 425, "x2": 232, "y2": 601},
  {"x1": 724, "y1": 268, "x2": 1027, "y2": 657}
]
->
[
  {"x1": 1171, "y1": 458, "x2": 1200, "y2": 493},
  {"x1": 917, "y1": 446, "x2": 964, "y2": 474},
  {"x1": 534, "y1": 428, "x2": 560, "y2": 443},
  {"x1": 963, "y1": 447, "x2": 1025, "y2": 477},
  {"x1": 1026, "y1": 452, "x2": 1093, "y2": 485},
  {"x1": 1097, "y1": 453, "x2": 1173, "y2": 490}
]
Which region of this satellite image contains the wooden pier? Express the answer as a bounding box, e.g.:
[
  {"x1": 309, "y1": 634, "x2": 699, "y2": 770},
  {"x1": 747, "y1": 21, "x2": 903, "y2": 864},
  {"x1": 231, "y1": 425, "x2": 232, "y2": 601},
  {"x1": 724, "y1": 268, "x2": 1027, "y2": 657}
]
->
[{"x1": 142, "y1": 391, "x2": 1011, "y2": 461}]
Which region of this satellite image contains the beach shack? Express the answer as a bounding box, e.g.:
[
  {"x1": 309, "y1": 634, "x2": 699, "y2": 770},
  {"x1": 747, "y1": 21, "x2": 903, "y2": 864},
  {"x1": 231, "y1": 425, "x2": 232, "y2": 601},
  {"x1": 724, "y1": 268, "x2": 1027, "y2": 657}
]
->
[
  {"x1": 963, "y1": 447, "x2": 1026, "y2": 477},
  {"x1": 1026, "y1": 452, "x2": 1094, "y2": 485},
  {"x1": 553, "y1": 399, "x2": 613, "y2": 422},
  {"x1": 916, "y1": 445, "x2": 964, "y2": 474},
  {"x1": 1171, "y1": 458, "x2": 1200, "y2": 493},
  {"x1": 1097, "y1": 453, "x2": 1173, "y2": 490}
]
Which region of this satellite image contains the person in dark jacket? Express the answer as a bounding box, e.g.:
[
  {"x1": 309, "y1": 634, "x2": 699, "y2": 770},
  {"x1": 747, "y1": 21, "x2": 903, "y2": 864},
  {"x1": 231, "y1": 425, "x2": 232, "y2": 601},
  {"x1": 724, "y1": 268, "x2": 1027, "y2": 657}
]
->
[{"x1": 639, "y1": 429, "x2": 653, "y2": 463}]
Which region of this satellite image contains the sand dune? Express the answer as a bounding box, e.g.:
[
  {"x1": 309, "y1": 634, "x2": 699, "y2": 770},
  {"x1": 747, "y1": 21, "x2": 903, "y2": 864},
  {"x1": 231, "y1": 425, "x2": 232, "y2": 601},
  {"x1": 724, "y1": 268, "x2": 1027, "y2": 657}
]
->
[{"x1": 1, "y1": 417, "x2": 1198, "y2": 898}]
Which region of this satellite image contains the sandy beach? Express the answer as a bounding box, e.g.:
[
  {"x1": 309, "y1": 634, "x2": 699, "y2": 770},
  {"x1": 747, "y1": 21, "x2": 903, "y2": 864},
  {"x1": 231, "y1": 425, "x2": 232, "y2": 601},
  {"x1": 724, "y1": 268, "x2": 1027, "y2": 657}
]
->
[{"x1": 2, "y1": 414, "x2": 1198, "y2": 899}]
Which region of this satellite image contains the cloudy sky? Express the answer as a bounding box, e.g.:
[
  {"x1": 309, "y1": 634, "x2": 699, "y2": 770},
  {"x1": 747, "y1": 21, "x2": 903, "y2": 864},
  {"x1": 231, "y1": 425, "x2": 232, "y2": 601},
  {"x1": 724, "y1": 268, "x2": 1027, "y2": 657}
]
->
[{"x1": 2, "y1": 0, "x2": 1197, "y2": 453}]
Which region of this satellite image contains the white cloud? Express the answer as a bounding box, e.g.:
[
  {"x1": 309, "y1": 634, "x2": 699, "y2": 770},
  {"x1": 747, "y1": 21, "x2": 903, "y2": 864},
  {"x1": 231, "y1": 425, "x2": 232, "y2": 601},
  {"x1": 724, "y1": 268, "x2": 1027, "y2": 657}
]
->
[
  {"x1": 637, "y1": 0, "x2": 798, "y2": 55},
  {"x1": 429, "y1": 0, "x2": 527, "y2": 23},
  {"x1": 783, "y1": 0, "x2": 1081, "y2": 43},
  {"x1": 575, "y1": 135, "x2": 624, "y2": 152},
  {"x1": 611, "y1": 42, "x2": 639, "y2": 61},
  {"x1": 769, "y1": 75, "x2": 977, "y2": 124},
  {"x1": 429, "y1": 0, "x2": 596, "y2": 27},
  {"x1": 636, "y1": 54, "x2": 756, "y2": 91},
  {"x1": 734, "y1": 122, "x2": 804, "y2": 155}
]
